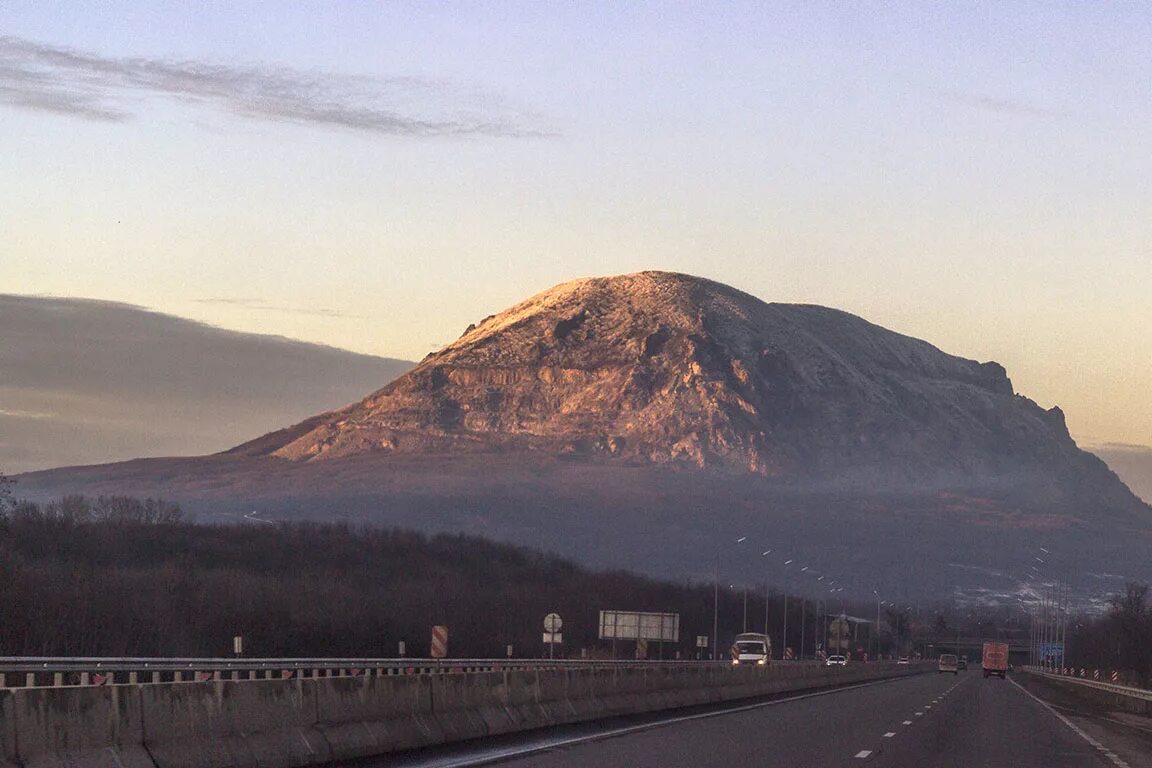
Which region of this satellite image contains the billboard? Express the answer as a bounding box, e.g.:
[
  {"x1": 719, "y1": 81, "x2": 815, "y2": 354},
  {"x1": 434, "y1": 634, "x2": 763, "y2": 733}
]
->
[{"x1": 598, "y1": 610, "x2": 680, "y2": 641}]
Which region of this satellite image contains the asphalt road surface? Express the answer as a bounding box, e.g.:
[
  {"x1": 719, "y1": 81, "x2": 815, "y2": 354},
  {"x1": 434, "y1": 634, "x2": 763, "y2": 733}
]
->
[{"x1": 381, "y1": 671, "x2": 1135, "y2": 768}]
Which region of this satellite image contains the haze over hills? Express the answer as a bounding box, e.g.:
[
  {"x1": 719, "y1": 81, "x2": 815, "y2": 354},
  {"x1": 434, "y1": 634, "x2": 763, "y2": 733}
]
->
[
  {"x1": 15, "y1": 274, "x2": 1151, "y2": 599},
  {"x1": 0, "y1": 295, "x2": 412, "y2": 473},
  {"x1": 1085, "y1": 443, "x2": 1152, "y2": 505}
]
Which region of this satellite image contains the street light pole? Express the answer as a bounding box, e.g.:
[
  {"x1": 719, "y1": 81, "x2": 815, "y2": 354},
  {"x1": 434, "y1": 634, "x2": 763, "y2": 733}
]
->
[
  {"x1": 743, "y1": 587, "x2": 748, "y2": 633},
  {"x1": 764, "y1": 578, "x2": 770, "y2": 639},
  {"x1": 872, "y1": 589, "x2": 881, "y2": 659},
  {"x1": 800, "y1": 598, "x2": 807, "y2": 660},
  {"x1": 712, "y1": 558, "x2": 720, "y2": 661},
  {"x1": 782, "y1": 592, "x2": 789, "y2": 659},
  {"x1": 780, "y1": 559, "x2": 794, "y2": 659},
  {"x1": 816, "y1": 599, "x2": 826, "y2": 658}
]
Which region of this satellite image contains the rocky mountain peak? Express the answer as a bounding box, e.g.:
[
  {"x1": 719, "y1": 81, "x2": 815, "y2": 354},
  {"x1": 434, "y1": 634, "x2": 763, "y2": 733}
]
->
[{"x1": 241, "y1": 271, "x2": 1117, "y2": 494}]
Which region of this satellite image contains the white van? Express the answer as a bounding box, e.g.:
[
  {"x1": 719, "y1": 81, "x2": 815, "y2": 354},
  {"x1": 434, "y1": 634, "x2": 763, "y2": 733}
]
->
[{"x1": 731, "y1": 632, "x2": 773, "y2": 666}]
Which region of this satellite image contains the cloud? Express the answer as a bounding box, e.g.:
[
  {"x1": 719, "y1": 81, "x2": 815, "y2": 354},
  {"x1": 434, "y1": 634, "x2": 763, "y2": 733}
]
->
[
  {"x1": 1095, "y1": 442, "x2": 1152, "y2": 454},
  {"x1": 0, "y1": 36, "x2": 550, "y2": 138},
  {"x1": 0, "y1": 294, "x2": 413, "y2": 473},
  {"x1": 939, "y1": 90, "x2": 1070, "y2": 119},
  {"x1": 0, "y1": 408, "x2": 56, "y2": 420},
  {"x1": 1076, "y1": 438, "x2": 1152, "y2": 454},
  {"x1": 193, "y1": 298, "x2": 367, "y2": 319}
]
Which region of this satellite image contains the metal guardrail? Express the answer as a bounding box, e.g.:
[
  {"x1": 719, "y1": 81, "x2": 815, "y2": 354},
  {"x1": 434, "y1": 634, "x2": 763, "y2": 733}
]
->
[
  {"x1": 0, "y1": 656, "x2": 840, "y2": 689},
  {"x1": 1024, "y1": 666, "x2": 1152, "y2": 703}
]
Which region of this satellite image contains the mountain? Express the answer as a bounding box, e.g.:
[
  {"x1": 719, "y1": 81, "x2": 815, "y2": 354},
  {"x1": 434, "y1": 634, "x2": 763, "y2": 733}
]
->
[
  {"x1": 234, "y1": 272, "x2": 1135, "y2": 505},
  {"x1": 15, "y1": 274, "x2": 1151, "y2": 600},
  {"x1": 0, "y1": 295, "x2": 411, "y2": 473}
]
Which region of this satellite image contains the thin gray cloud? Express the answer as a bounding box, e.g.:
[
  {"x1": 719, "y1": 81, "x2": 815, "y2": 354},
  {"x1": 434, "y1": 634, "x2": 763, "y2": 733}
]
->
[
  {"x1": 1077, "y1": 438, "x2": 1152, "y2": 454},
  {"x1": 0, "y1": 36, "x2": 550, "y2": 138},
  {"x1": 0, "y1": 294, "x2": 413, "y2": 473},
  {"x1": 194, "y1": 297, "x2": 366, "y2": 319},
  {"x1": 0, "y1": 408, "x2": 57, "y2": 420},
  {"x1": 939, "y1": 89, "x2": 1071, "y2": 119},
  {"x1": 192, "y1": 298, "x2": 264, "y2": 307},
  {"x1": 1096, "y1": 442, "x2": 1152, "y2": 454}
]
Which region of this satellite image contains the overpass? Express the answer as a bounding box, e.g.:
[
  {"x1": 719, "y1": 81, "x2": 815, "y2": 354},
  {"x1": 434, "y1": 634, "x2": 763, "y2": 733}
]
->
[{"x1": 918, "y1": 635, "x2": 1030, "y2": 660}]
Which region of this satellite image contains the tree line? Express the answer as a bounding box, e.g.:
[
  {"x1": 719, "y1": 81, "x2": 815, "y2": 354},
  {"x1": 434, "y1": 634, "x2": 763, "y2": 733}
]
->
[
  {"x1": 1068, "y1": 583, "x2": 1152, "y2": 686},
  {"x1": 0, "y1": 493, "x2": 825, "y2": 659}
]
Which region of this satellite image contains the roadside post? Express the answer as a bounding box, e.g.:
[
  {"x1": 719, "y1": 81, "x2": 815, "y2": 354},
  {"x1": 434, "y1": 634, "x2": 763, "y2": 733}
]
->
[
  {"x1": 431, "y1": 625, "x2": 448, "y2": 659},
  {"x1": 543, "y1": 613, "x2": 563, "y2": 659}
]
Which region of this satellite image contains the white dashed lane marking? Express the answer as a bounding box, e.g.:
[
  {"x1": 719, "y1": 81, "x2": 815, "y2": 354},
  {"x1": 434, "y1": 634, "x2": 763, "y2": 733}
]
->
[{"x1": 855, "y1": 674, "x2": 964, "y2": 761}]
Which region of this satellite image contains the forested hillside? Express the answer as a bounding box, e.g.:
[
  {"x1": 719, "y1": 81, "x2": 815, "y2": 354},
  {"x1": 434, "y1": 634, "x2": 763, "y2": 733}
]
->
[{"x1": 0, "y1": 495, "x2": 746, "y2": 658}]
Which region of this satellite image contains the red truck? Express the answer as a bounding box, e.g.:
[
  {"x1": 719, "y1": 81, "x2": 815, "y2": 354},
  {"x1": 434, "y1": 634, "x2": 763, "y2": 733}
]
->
[{"x1": 982, "y1": 641, "x2": 1009, "y2": 679}]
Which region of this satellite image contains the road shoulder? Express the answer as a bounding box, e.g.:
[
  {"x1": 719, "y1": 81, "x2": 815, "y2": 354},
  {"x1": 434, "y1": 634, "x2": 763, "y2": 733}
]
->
[{"x1": 1015, "y1": 673, "x2": 1152, "y2": 768}]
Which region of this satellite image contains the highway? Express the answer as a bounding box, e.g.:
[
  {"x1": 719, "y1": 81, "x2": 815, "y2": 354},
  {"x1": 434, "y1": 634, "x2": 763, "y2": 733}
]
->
[{"x1": 384, "y1": 671, "x2": 1132, "y2": 768}]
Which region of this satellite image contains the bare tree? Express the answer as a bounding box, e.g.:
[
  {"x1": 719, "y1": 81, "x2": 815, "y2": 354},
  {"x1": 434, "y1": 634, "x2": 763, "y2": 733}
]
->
[
  {"x1": 885, "y1": 607, "x2": 910, "y2": 647},
  {"x1": 1110, "y1": 583, "x2": 1151, "y2": 682},
  {"x1": 0, "y1": 469, "x2": 13, "y2": 512}
]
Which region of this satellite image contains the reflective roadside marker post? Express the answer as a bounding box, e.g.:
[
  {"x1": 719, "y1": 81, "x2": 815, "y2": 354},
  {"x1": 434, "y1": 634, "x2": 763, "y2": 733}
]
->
[
  {"x1": 506, "y1": 644, "x2": 513, "y2": 658},
  {"x1": 431, "y1": 625, "x2": 448, "y2": 659},
  {"x1": 233, "y1": 635, "x2": 243, "y2": 657},
  {"x1": 398, "y1": 640, "x2": 406, "y2": 658}
]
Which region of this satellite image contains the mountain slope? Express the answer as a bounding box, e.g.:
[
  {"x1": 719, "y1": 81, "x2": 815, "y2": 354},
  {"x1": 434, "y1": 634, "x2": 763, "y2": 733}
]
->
[
  {"x1": 15, "y1": 274, "x2": 1150, "y2": 600},
  {"x1": 0, "y1": 294, "x2": 412, "y2": 472},
  {"x1": 236, "y1": 272, "x2": 1136, "y2": 508}
]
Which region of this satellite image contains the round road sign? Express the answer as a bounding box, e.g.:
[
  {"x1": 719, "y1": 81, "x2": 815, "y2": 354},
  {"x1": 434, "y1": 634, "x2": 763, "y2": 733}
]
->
[{"x1": 543, "y1": 613, "x2": 563, "y2": 633}]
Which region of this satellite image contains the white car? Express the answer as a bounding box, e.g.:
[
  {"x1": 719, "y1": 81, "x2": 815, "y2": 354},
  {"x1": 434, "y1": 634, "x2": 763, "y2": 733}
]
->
[{"x1": 825, "y1": 655, "x2": 847, "y2": 666}]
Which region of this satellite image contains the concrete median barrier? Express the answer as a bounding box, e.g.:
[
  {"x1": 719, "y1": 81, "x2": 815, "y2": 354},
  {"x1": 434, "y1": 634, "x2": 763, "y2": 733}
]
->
[
  {"x1": 140, "y1": 678, "x2": 330, "y2": 768},
  {"x1": 313, "y1": 674, "x2": 439, "y2": 761},
  {"x1": 1, "y1": 661, "x2": 930, "y2": 767},
  {"x1": 3, "y1": 685, "x2": 152, "y2": 768}
]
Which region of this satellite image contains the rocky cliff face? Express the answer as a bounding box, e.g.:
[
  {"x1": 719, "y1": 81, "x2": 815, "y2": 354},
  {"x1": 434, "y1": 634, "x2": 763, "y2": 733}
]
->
[{"x1": 236, "y1": 271, "x2": 1129, "y2": 501}]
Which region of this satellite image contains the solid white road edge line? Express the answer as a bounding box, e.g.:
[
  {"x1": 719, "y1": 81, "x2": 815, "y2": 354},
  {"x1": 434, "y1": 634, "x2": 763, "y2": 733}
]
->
[{"x1": 1008, "y1": 677, "x2": 1132, "y2": 768}]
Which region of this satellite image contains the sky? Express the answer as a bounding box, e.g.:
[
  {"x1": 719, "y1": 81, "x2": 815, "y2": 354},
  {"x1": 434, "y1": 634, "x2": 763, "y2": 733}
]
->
[{"x1": 1, "y1": 2, "x2": 1149, "y2": 448}]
